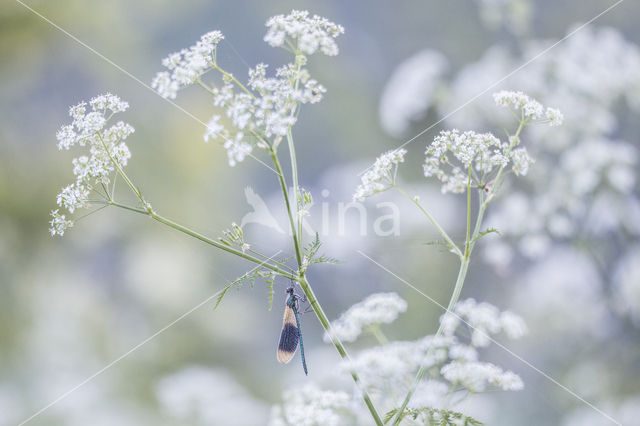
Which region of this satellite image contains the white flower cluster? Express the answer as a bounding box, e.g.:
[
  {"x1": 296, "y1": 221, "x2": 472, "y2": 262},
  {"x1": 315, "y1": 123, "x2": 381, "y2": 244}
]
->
[
  {"x1": 324, "y1": 292, "x2": 408, "y2": 343},
  {"x1": 151, "y1": 31, "x2": 224, "y2": 99},
  {"x1": 341, "y1": 335, "x2": 453, "y2": 392},
  {"x1": 441, "y1": 298, "x2": 528, "y2": 347},
  {"x1": 494, "y1": 90, "x2": 564, "y2": 125},
  {"x1": 152, "y1": 12, "x2": 342, "y2": 167},
  {"x1": 269, "y1": 296, "x2": 525, "y2": 423},
  {"x1": 329, "y1": 295, "x2": 525, "y2": 403},
  {"x1": 49, "y1": 210, "x2": 74, "y2": 236},
  {"x1": 264, "y1": 10, "x2": 344, "y2": 56},
  {"x1": 353, "y1": 149, "x2": 407, "y2": 201},
  {"x1": 424, "y1": 129, "x2": 524, "y2": 194},
  {"x1": 156, "y1": 366, "x2": 267, "y2": 426},
  {"x1": 50, "y1": 94, "x2": 133, "y2": 236},
  {"x1": 269, "y1": 384, "x2": 353, "y2": 426},
  {"x1": 484, "y1": 137, "x2": 638, "y2": 268},
  {"x1": 441, "y1": 361, "x2": 523, "y2": 392}
]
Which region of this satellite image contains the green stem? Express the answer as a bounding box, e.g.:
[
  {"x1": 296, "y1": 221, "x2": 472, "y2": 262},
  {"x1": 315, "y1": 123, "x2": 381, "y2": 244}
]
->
[
  {"x1": 390, "y1": 231, "x2": 472, "y2": 426},
  {"x1": 268, "y1": 147, "x2": 303, "y2": 267},
  {"x1": 392, "y1": 118, "x2": 527, "y2": 425},
  {"x1": 299, "y1": 275, "x2": 384, "y2": 426},
  {"x1": 212, "y1": 64, "x2": 256, "y2": 99},
  {"x1": 465, "y1": 166, "x2": 472, "y2": 257},
  {"x1": 98, "y1": 135, "x2": 295, "y2": 280},
  {"x1": 108, "y1": 201, "x2": 296, "y2": 280},
  {"x1": 368, "y1": 324, "x2": 390, "y2": 345},
  {"x1": 270, "y1": 73, "x2": 382, "y2": 421},
  {"x1": 287, "y1": 128, "x2": 302, "y2": 242},
  {"x1": 485, "y1": 117, "x2": 526, "y2": 206},
  {"x1": 394, "y1": 185, "x2": 463, "y2": 259},
  {"x1": 97, "y1": 133, "x2": 146, "y2": 208}
]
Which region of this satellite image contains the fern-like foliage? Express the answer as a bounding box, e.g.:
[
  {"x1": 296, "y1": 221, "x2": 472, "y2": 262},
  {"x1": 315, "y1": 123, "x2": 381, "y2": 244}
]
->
[
  {"x1": 302, "y1": 233, "x2": 340, "y2": 271},
  {"x1": 214, "y1": 268, "x2": 277, "y2": 310},
  {"x1": 384, "y1": 407, "x2": 483, "y2": 425},
  {"x1": 471, "y1": 227, "x2": 501, "y2": 244}
]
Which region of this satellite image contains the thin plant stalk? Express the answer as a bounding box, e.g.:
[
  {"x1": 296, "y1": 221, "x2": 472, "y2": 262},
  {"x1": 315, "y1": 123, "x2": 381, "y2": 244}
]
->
[
  {"x1": 390, "y1": 119, "x2": 527, "y2": 425},
  {"x1": 272, "y1": 128, "x2": 385, "y2": 425}
]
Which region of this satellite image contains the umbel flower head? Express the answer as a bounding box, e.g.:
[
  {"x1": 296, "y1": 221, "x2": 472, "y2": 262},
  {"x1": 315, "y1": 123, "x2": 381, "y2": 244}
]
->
[
  {"x1": 493, "y1": 90, "x2": 564, "y2": 125},
  {"x1": 323, "y1": 292, "x2": 408, "y2": 343},
  {"x1": 151, "y1": 31, "x2": 224, "y2": 99},
  {"x1": 353, "y1": 149, "x2": 407, "y2": 201},
  {"x1": 423, "y1": 91, "x2": 561, "y2": 194},
  {"x1": 49, "y1": 93, "x2": 133, "y2": 236},
  {"x1": 264, "y1": 10, "x2": 345, "y2": 56},
  {"x1": 151, "y1": 10, "x2": 343, "y2": 168}
]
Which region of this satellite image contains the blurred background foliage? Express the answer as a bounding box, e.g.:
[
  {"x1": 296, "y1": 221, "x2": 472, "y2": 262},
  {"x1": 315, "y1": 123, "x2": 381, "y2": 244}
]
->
[{"x1": 1, "y1": 0, "x2": 639, "y2": 425}]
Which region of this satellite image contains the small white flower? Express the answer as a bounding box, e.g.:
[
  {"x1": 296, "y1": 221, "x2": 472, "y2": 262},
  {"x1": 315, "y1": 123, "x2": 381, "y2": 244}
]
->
[
  {"x1": 490, "y1": 370, "x2": 524, "y2": 391},
  {"x1": 204, "y1": 115, "x2": 224, "y2": 142},
  {"x1": 500, "y1": 311, "x2": 528, "y2": 339},
  {"x1": 89, "y1": 93, "x2": 129, "y2": 113},
  {"x1": 56, "y1": 183, "x2": 89, "y2": 214},
  {"x1": 152, "y1": 31, "x2": 224, "y2": 99},
  {"x1": 151, "y1": 71, "x2": 179, "y2": 100},
  {"x1": 56, "y1": 125, "x2": 77, "y2": 150},
  {"x1": 493, "y1": 90, "x2": 562, "y2": 124},
  {"x1": 424, "y1": 129, "x2": 507, "y2": 193},
  {"x1": 49, "y1": 210, "x2": 74, "y2": 236},
  {"x1": 447, "y1": 298, "x2": 528, "y2": 345},
  {"x1": 353, "y1": 149, "x2": 407, "y2": 201},
  {"x1": 449, "y1": 344, "x2": 479, "y2": 362},
  {"x1": 325, "y1": 292, "x2": 408, "y2": 343},
  {"x1": 510, "y1": 147, "x2": 534, "y2": 176},
  {"x1": 51, "y1": 94, "x2": 134, "y2": 235},
  {"x1": 264, "y1": 10, "x2": 344, "y2": 56},
  {"x1": 545, "y1": 107, "x2": 564, "y2": 126},
  {"x1": 223, "y1": 133, "x2": 253, "y2": 167},
  {"x1": 269, "y1": 384, "x2": 352, "y2": 426},
  {"x1": 441, "y1": 361, "x2": 523, "y2": 392}
]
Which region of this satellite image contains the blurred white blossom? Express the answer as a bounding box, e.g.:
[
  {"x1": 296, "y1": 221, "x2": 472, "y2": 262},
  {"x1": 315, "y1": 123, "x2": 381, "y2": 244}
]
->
[
  {"x1": 269, "y1": 384, "x2": 353, "y2": 426},
  {"x1": 379, "y1": 50, "x2": 448, "y2": 137},
  {"x1": 324, "y1": 292, "x2": 408, "y2": 343},
  {"x1": 156, "y1": 366, "x2": 267, "y2": 426},
  {"x1": 441, "y1": 298, "x2": 528, "y2": 347},
  {"x1": 272, "y1": 295, "x2": 525, "y2": 423},
  {"x1": 441, "y1": 361, "x2": 523, "y2": 392}
]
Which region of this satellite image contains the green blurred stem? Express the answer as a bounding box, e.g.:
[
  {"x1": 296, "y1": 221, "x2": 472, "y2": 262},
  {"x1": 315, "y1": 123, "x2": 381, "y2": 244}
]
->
[
  {"x1": 368, "y1": 324, "x2": 390, "y2": 345},
  {"x1": 298, "y1": 275, "x2": 384, "y2": 426},
  {"x1": 287, "y1": 127, "x2": 302, "y2": 241},
  {"x1": 98, "y1": 131, "x2": 296, "y2": 280},
  {"x1": 268, "y1": 147, "x2": 303, "y2": 267},
  {"x1": 394, "y1": 185, "x2": 463, "y2": 259},
  {"x1": 272, "y1": 115, "x2": 383, "y2": 425},
  {"x1": 212, "y1": 64, "x2": 256, "y2": 99},
  {"x1": 391, "y1": 117, "x2": 528, "y2": 426},
  {"x1": 107, "y1": 200, "x2": 296, "y2": 281}
]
